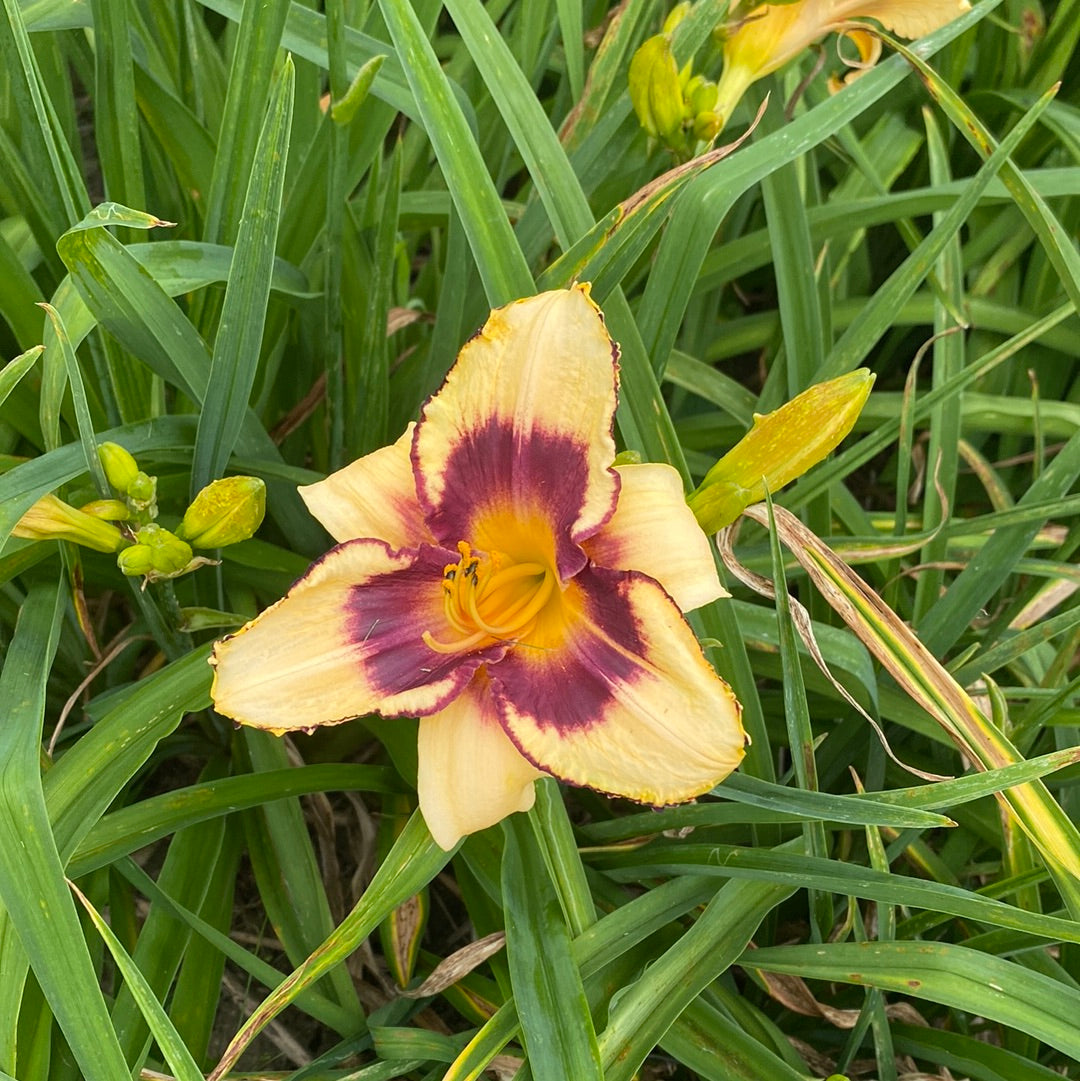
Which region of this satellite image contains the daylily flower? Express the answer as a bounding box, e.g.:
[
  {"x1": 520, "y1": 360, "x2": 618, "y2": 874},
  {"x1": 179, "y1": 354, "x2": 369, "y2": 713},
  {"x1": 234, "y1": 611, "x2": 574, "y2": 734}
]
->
[
  {"x1": 713, "y1": 0, "x2": 971, "y2": 130},
  {"x1": 211, "y1": 286, "x2": 746, "y2": 850}
]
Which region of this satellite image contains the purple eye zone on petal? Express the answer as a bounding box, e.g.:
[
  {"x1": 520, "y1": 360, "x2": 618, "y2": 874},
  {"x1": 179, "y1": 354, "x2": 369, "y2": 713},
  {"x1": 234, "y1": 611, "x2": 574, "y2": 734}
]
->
[
  {"x1": 418, "y1": 416, "x2": 613, "y2": 578},
  {"x1": 343, "y1": 544, "x2": 498, "y2": 704},
  {"x1": 494, "y1": 567, "x2": 648, "y2": 735}
]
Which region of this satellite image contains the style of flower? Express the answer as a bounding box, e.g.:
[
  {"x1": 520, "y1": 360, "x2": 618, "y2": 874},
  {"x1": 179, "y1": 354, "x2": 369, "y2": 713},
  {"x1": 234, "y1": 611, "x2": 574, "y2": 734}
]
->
[
  {"x1": 714, "y1": 0, "x2": 971, "y2": 130},
  {"x1": 210, "y1": 286, "x2": 746, "y2": 850}
]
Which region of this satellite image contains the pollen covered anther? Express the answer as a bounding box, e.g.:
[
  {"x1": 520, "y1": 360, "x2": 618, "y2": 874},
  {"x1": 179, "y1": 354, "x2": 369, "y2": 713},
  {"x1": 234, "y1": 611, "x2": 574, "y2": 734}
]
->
[{"x1": 423, "y1": 541, "x2": 555, "y2": 654}]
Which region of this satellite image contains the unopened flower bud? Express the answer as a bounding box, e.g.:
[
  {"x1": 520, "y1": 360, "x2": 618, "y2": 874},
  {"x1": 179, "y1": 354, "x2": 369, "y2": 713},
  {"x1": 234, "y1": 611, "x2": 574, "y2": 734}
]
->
[
  {"x1": 123, "y1": 469, "x2": 159, "y2": 526},
  {"x1": 176, "y1": 476, "x2": 266, "y2": 549},
  {"x1": 116, "y1": 543, "x2": 155, "y2": 577},
  {"x1": 629, "y1": 34, "x2": 686, "y2": 144},
  {"x1": 12, "y1": 493, "x2": 127, "y2": 553},
  {"x1": 78, "y1": 499, "x2": 131, "y2": 522},
  {"x1": 689, "y1": 78, "x2": 719, "y2": 116},
  {"x1": 689, "y1": 370, "x2": 875, "y2": 533},
  {"x1": 98, "y1": 442, "x2": 140, "y2": 495},
  {"x1": 132, "y1": 523, "x2": 194, "y2": 577},
  {"x1": 693, "y1": 111, "x2": 722, "y2": 142},
  {"x1": 127, "y1": 471, "x2": 157, "y2": 508}
]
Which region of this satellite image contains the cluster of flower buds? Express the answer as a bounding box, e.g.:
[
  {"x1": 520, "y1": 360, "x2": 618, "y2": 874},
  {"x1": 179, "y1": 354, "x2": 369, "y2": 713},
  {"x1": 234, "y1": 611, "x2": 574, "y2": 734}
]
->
[
  {"x1": 13, "y1": 442, "x2": 266, "y2": 585},
  {"x1": 629, "y1": 3, "x2": 725, "y2": 158}
]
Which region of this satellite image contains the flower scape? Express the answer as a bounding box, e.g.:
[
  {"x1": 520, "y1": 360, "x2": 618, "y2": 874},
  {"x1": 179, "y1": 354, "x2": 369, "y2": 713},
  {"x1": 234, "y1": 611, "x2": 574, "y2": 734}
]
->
[{"x1": 210, "y1": 285, "x2": 747, "y2": 849}]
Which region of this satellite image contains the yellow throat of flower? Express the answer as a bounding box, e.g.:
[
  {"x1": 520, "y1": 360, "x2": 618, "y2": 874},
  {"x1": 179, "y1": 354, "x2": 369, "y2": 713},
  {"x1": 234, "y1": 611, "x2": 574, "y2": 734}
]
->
[{"x1": 422, "y1": 541, "x2": 557, "y2": 654}]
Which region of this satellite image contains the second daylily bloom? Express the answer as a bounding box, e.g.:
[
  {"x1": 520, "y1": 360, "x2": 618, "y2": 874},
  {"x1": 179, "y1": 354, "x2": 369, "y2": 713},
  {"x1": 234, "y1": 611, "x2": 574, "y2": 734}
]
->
[
  {"x1": 211, "y1": 286, "x2": 746, "y2": 850},
  {"x1": 714, "y1": 0, "x2": 971, "y2": 130}
]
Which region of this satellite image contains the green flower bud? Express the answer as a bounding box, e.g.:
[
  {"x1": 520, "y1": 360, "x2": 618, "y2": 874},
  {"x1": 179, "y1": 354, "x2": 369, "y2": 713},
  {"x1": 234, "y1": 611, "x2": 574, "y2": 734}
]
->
[
  {"x1": 127, "y1": 470, "x2": 157, "y2": 513},
  {"x1": 134, "y1": 523, "x2": 194, "y2": 577},
  {"x1": 688, "y1": 370, "x2": 875, "y2": 533},
  {"x1": 629, "y1": 34, "x2": 687, "y2": 144},
  {"x1": 98, "y1": 442, "x2": 140, "y2": 494},
  {"x1": 689, "y1": 78, "x2": 719, "y2": 116},
  {"x1": 175, "y1": 476, "x2": 266, "y2": 549},
  {"x1": 12, "y1": 493, "x2": 127, "y2": 553},
  {"x1": 116, "y1": 543, "x2": 155, "y2": 577},
  {"x1": 693, "y1": 110, "x2": 722, "y2": 142},
  {"x1": 78, "y1": 498, "x2": 131, "y2": 522}
]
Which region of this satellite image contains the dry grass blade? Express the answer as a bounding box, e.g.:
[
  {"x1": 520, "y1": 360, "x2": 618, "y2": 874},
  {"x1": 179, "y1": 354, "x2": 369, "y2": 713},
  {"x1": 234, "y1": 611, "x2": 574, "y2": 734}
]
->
[
  {"x1": 737, "y1": 502, "x2": 1080, "y2": 903},
  {"x1": 400, "y1": 932, "x2": 506, "y2": 998},
  {"x1": 716, "y1": 522, "x2": 949, "y2": 782}
]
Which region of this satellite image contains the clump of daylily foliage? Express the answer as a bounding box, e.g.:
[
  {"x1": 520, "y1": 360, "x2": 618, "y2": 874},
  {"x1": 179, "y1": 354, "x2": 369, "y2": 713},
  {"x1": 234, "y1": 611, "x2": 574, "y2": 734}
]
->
[{"x1": 14, "y1": 443, "x2": 266, "y2": 584}]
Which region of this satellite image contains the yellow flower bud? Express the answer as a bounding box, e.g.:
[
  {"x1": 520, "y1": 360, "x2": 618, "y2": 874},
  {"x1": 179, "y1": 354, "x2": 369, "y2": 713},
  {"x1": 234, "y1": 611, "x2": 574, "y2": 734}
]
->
[
  {"x1": 12, "y1": 493, "x2": 127, "y2": 553},
  {"x1": 98, "y1": 442, "x2": 140, "y2": 495},
  {"x1": 693, "y1": 110, "x2": 723, "y2": 142},
  {"x1": 629, "y1": 34, "x2": 687, "y2": 144},
  {"x1": 175, "y1": 476, "x2": 266, "y2": 549},
  {"x1": 688, "y1": 369, "x2": 874, "y2": 532},
  {"x1": 78, "y1": 499, "x2": 131, "y2": 522}
]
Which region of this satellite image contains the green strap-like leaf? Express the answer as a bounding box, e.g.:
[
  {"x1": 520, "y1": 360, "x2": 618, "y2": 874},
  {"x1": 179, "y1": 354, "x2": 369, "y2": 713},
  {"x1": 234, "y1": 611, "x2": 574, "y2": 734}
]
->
[
  {"x1": 377, "y1": 0, "x2": 533, "y2": 306},
  {"x1": 503, "y1": 815, "x2": 603, "y2": 1081},
  {"x1": 0, "y1": 583, "x2": 130, "y2": 1080},
  {"x1": 746, "y1": 940, "x2": 1080, "y2": 1059},
  {"x1": 192, "y1": 56, "x2": 295, "y2": 492}
]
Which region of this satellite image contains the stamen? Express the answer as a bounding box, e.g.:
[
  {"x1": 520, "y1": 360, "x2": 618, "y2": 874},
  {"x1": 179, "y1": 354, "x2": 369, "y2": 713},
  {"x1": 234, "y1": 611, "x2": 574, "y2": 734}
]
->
[
  {"x1": 422, "y1": 544, "x2": 556, "y2": 654},
  {"x1": 422, "y1": 628, "x2": 491, "y2": 654}
]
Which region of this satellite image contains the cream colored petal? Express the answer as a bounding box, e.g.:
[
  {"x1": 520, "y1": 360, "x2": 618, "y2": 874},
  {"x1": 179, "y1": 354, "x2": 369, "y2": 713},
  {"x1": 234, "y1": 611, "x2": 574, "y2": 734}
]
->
[
  {"x1": 413, "y1": 285, "x2": 620, "y2": 579},
  {"x1": 211, "y1": 539, "x2": 500, "y2": 732},
  {"x1": 583, "y1": 463, "x2": 728, "y2": 613},
  {"x1": 494, "y1": 566, "x2": 746, "y2": 806},
  {"x1": 299, "y1": 424, "x2": 432, "y2": 547},
  {"x1": 418, "y1": 675, "x2": 544, "y2": 850}
]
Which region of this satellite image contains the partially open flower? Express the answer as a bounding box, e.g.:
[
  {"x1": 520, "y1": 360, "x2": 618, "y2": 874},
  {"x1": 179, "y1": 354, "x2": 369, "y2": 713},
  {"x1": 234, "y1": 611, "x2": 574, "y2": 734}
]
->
[
  {"x1": 714, "y1": 0, "x2": 971, "y2": 130},
  {"x1": 13, "y1": 493, "x2": 127, "y2": 553},
  {"x1": 211, "y1": 287, "x2": 746, "y2": 850}
]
